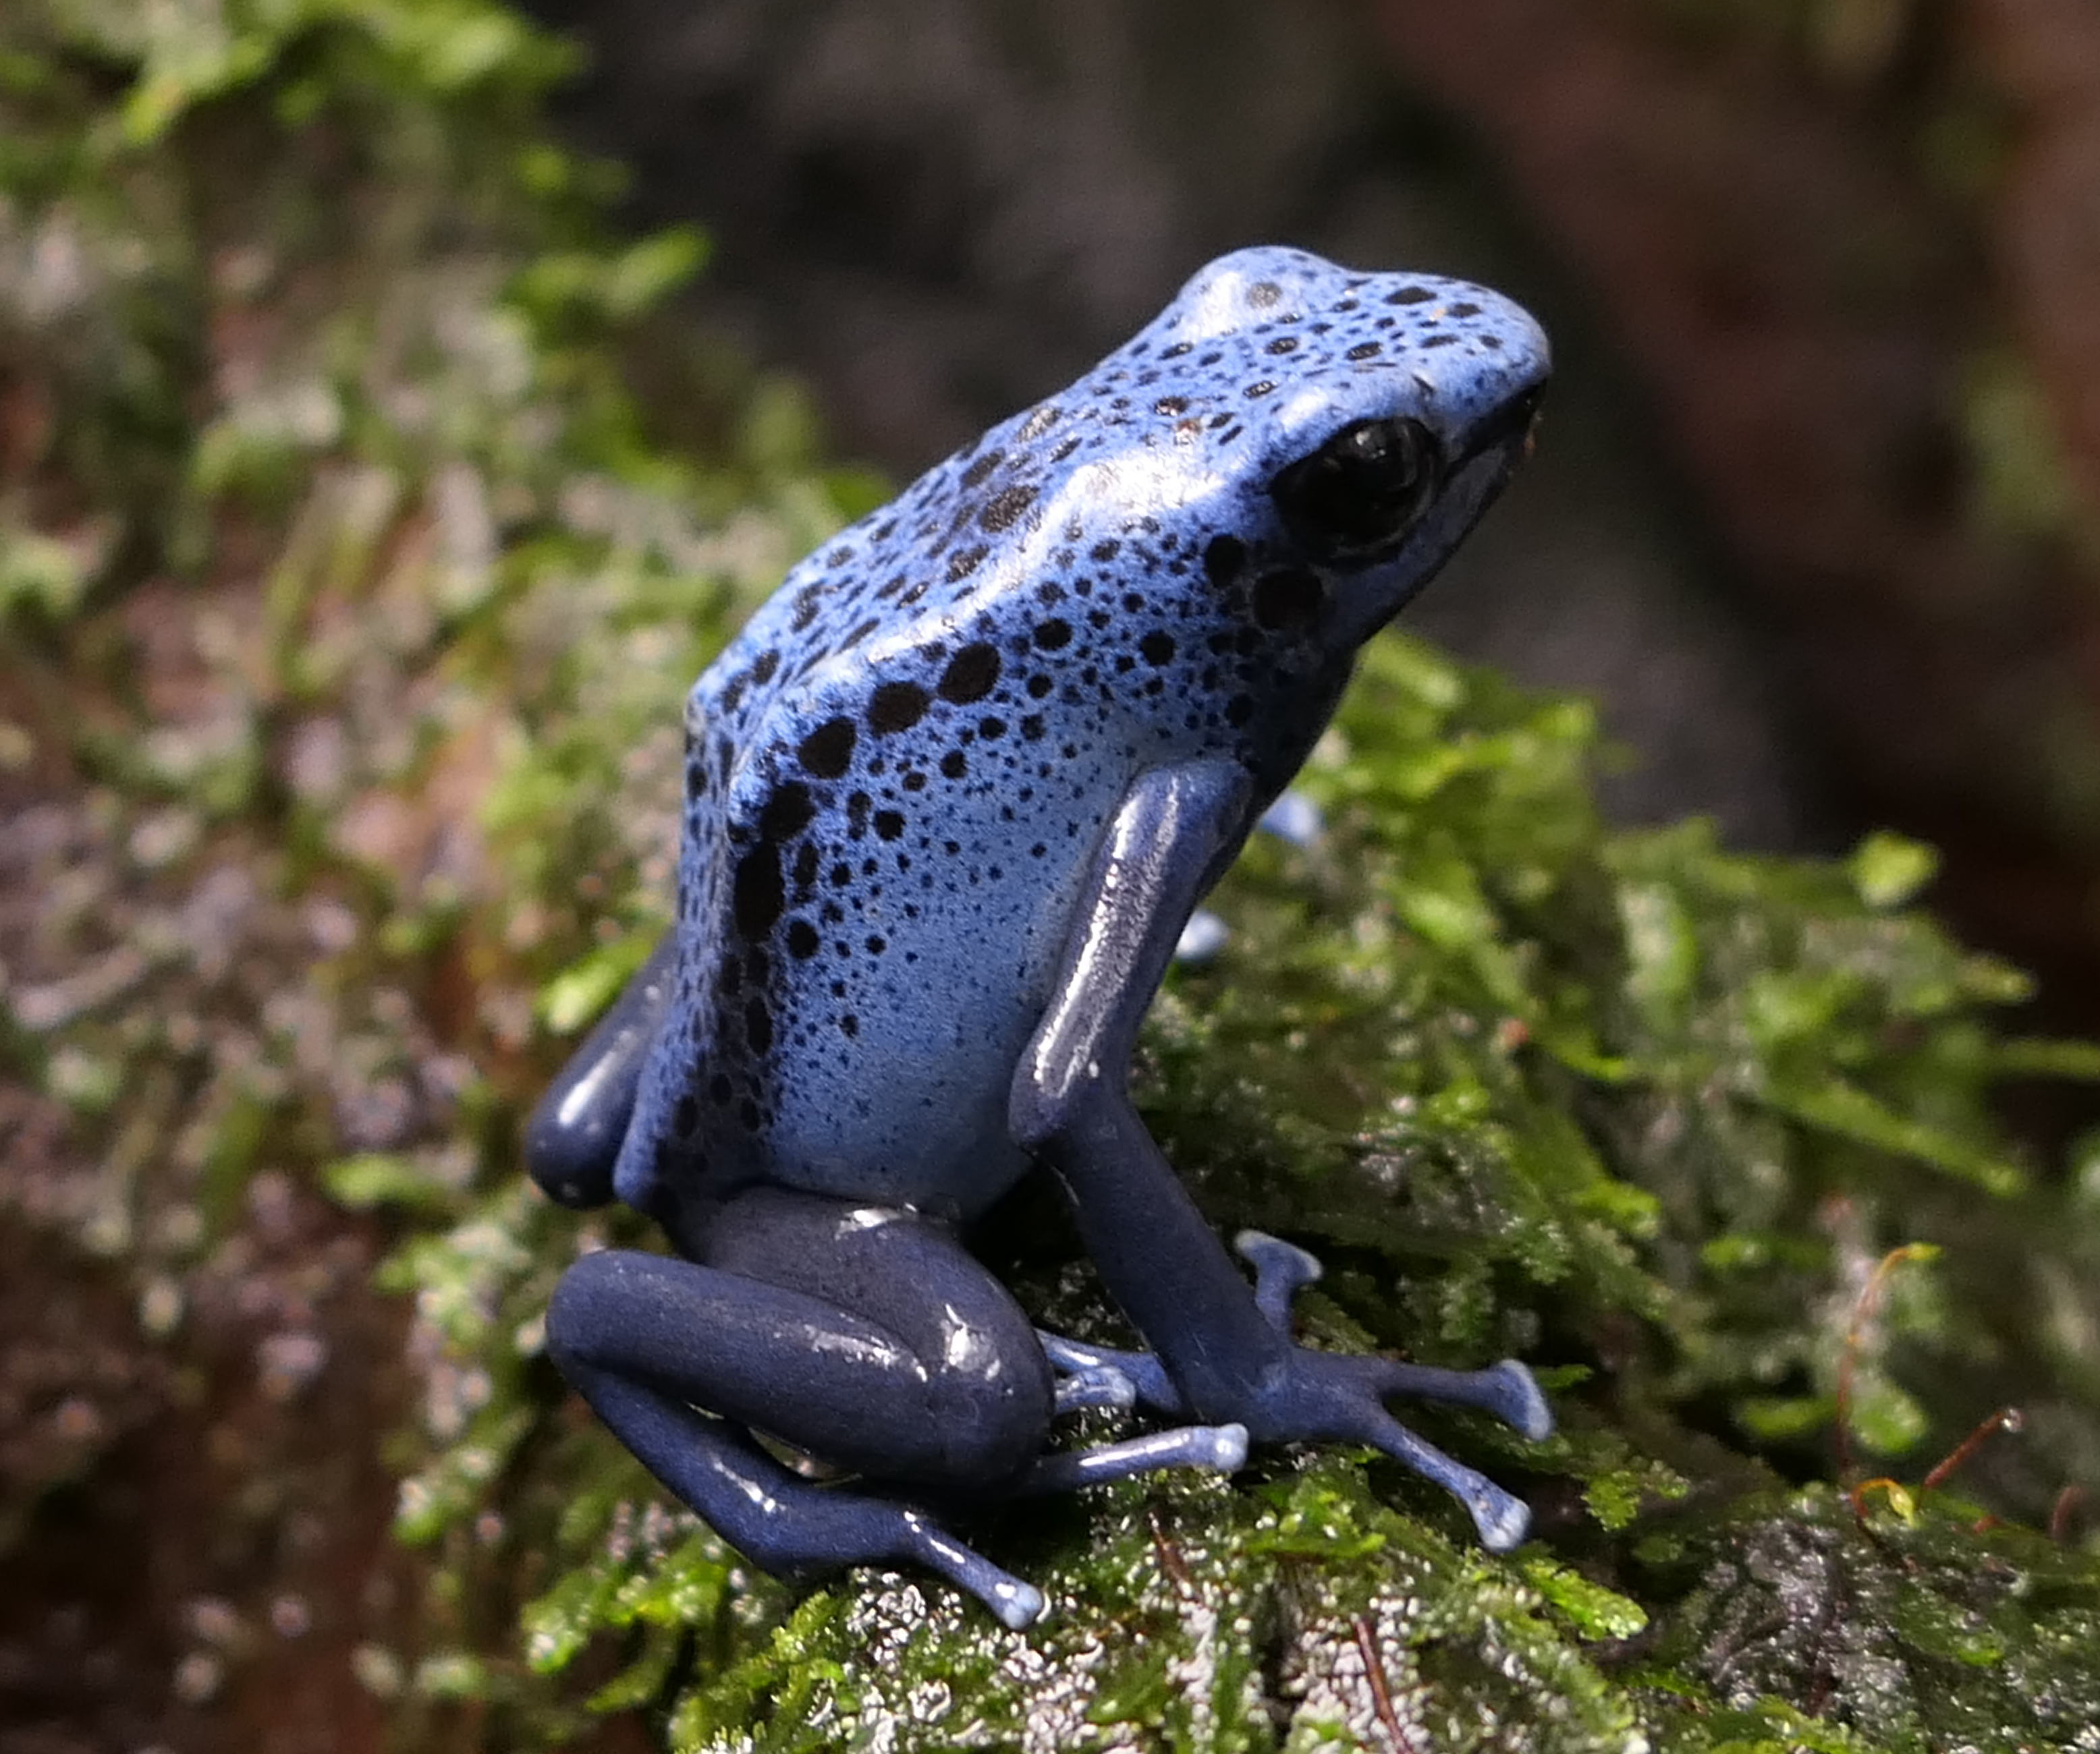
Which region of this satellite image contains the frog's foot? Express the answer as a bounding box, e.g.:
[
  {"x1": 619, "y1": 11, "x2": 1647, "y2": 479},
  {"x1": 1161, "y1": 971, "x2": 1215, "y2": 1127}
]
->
[
  {"x1": 1246, "y1": 1349, "x2": 1551, "y2": 1550},
  {"x1": 1037, "y1": 1328, "x2": 1185, "y2": 1418}
]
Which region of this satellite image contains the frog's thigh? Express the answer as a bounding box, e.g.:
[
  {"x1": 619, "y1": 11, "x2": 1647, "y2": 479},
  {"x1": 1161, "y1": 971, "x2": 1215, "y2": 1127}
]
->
[
  {"x1": 525, "y1": 934, "x2": 677, "y2": 1210},
  {"x1": 548, "y1": 1189, "x2": 1053, "y2": 1488}
]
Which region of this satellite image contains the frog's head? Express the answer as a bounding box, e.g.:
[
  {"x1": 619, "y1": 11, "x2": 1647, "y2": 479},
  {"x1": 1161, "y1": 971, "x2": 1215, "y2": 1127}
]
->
[{"x1": 1148, "y1": 246, "x2": 1550, "y2": 655}]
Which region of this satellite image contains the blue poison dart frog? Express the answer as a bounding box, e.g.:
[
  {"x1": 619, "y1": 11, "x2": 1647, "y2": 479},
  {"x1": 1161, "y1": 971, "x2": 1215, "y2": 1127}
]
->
[{"x1": 526, "y1": 246, "x2": 1555, "y2": 1629}]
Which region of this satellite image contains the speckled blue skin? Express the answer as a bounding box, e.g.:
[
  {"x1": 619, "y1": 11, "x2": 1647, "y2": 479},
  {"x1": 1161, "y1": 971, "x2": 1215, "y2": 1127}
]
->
[{"x1": 527, "y1": 248, "x2": 1555, "y2": 1629}]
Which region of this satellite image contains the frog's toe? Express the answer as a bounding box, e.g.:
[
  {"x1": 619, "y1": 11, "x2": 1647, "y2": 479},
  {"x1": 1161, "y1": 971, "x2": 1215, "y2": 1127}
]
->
[
  {"x1": 1234, "y1": 1228, "x2": 1324, "y2": 1330},
  {"x1": 1333, "y1": 1392, "x2": 1535, "y2": 1552},
  {"x1": 1488, "y1": 1359, "x2": 1554, "y2": 1444},
  {"x1": 1052, "y1": 1361, "x2": 1138, "y2": 1415},
  {"x1": 1014, "y1": 1421, "x2": 1250, "y2": 1495},
  {"x1": 1470, "y1": 1480, "x2": 1533, "y2": 1553},
  {"x1": 1363, "y1": 1353, "x2": 1553, "y2": 1442},
  {"x1": 1035, "y1": 1328, "x2": 1184, "y2": 1417},
  {"x1": 992, "y1": 1579, "x2": 1047, "y2": 1631},
  {"x1": 906, "y1": 1512, "x2": 1047, "y2": 1629}
]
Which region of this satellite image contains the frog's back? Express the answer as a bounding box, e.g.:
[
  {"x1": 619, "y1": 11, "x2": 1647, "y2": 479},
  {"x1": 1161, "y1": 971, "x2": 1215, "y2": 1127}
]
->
[{"x1": 612, "y1": 247, "x2": 1549, "y2": 1228}]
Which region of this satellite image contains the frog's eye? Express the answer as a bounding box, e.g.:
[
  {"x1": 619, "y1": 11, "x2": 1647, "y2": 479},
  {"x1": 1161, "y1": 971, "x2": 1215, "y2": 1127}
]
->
[{"x1": 1269, "y1": 418, "x2": 1440, "y2": 561}]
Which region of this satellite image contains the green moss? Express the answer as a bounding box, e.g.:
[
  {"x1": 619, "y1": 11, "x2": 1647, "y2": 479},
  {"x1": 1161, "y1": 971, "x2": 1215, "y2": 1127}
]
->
[{"x1": 4, "y1": 3, "x2": 2099, "y2": 1749}]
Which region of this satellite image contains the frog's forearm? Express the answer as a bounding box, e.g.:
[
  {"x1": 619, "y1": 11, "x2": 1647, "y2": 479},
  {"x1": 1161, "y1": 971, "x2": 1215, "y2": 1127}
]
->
[{"x1": 1011, "y1": 760, "x2": 1292, "y2": 1419}]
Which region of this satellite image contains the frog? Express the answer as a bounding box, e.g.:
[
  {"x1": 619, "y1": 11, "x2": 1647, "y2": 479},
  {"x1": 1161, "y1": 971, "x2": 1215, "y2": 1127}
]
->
[{"x1": 525, "y1": 246, "x2": 1555, "y2": 1629}]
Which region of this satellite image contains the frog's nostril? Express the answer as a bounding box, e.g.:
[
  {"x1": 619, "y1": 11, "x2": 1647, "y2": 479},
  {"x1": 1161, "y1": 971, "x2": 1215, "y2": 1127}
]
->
[{"x1": 1456, "y1": 380, "x2": 1549, "y2": 472}]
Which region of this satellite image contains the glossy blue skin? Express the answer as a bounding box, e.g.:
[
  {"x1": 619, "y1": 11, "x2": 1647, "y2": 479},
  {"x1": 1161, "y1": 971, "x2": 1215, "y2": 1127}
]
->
[{"x1": 528, "y1": 248, "x2": 1555, "y2": 1628}]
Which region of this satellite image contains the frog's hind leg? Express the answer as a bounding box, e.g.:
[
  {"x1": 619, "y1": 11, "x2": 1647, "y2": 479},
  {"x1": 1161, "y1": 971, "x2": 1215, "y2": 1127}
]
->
[
  {"x1": 546, "y1": 1187, "x2": 1062, "y2": 1626},
  {"x1": 560, "y1": 1354, "x2": 1048, "y2": 1626}
]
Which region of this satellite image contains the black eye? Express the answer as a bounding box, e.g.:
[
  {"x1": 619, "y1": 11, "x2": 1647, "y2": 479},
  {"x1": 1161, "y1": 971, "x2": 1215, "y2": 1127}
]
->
[{"x1": 1269, "y1": 417, "x2": 1440, "y2": 561}]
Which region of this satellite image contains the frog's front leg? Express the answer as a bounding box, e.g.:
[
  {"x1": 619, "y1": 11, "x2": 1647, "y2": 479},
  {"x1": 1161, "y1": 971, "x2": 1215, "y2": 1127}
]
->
[{"x1": 1010, "y1": 762, "x2": 1552, "y2": 1552}]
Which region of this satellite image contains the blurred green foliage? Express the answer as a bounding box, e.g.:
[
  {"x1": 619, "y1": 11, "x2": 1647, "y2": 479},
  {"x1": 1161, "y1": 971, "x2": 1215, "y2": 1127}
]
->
[{"x1": 3, "y1": 2, "x2": 2100, "y2": 1750}]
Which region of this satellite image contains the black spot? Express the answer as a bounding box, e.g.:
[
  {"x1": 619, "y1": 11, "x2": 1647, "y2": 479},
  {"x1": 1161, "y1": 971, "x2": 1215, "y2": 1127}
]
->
[
  {"x1": 869, "y1": 681, "x2": 930, "y2": 734},
  {"x1": 1033, "y1": 619, "x2": 1073, "y2": 650},
  {"x1": 846, "y1": 791, "x2": 871, "y2": 838},
  {"x1": 866, "y1": 934, "x2": 886, "y2": 953},
  {"x1": 960, "y1": 449, "x2": 1004, "y2": 488},
  {"x1": 1346, "y1": 341, "x2": 1381, "y2": 361},
  {"x1": 785, "y1": 919, "x2": 820, "y2": 959},
  {"x1": 1225, "y1": 694, "x2": 1255, "y2": 727},
  {"x1": 1252, "y1": 567, "x2": 1326, "y2": 631},
  {"x1": 793, "y1": 841, "x2": 820, "y2": 889},
  {"x1": 979, "y1": 715, "x2": 1006, "y2": 739},
  {"x1": 1020, "y1": 716, "x2": 1045, "y2": 740},
  {"x1": 798, "y1": 716, "x2": 856, "y2": 778},
  {"x1": 685, "y1": 756, "x2": 709, "y2": 802},
  {"x1": 1420, "y1": 333, "x2": 1460, "y2": 349},
  {"x1": 1265, "y1": 336, "x2": 1300, "y2": 356},
  {"x1": 1139, "y1": 631, "x2": 1176, "y2": 666},
  {"x1": 938, "y1": 643, "x2": 1001, "y2": 704},
  {"x1": 1090, "y1": 539, "x2": 1121, "y2": 563},
  {"x1": 1026, "y1": 673, "x2": 1053, "y2": 698},
  {"x1": 902, "y1": 770, "x2": 927, "y2": 793},
  {"x1": 750, "y1": 649, "x2": 780, "y2": 687},
  {"x1": 829, "y1": 862, "x2": 851, "y2": 886},
  {"x1": 874, "y1": 810, "x2": 905, "y2": 841},
  {"x1": 1247, "y1": 279, "x2": 1282, "y2": 308},
  {"x1": 745, "y1": 998, "x2": 773, "y2": 1055},
  {"x1": 979, "y1": 484, "x2": 1038, "y2": 533},
  {"x1": 790, "y1": 585, "x2": 826, "y2": 631},
  {"x1": 733, "y1": 846, "x2": 783, "y2": 940},
  {"x1": 1204, "y1": 534, "x2": 1246, "y2": 586},
  {"x1": 947, "y1": 544, "x2": 989, "y2": 582},
  {"x1": 840, "y1": 1013, "x2": 860, "y2": 1038},
  {"x1": 1155, "y1": 395, "x2": 1190, "y2": 415},
  {"x1": 1448, "y1": 302, "x2": 1481, "y2": 317},
  {"x1": 940, "y1": 750, "x2": 967, "y2": 779},
  {"x1": 759, "y1": 782, "x2": 814, "y2": 843},
  {"x1": 1385, "y1": 285, "x2": 1434, "y2": 304},
  {"x1": 1244, "y1": 380, "x2": 1277, "y2": 398}
]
